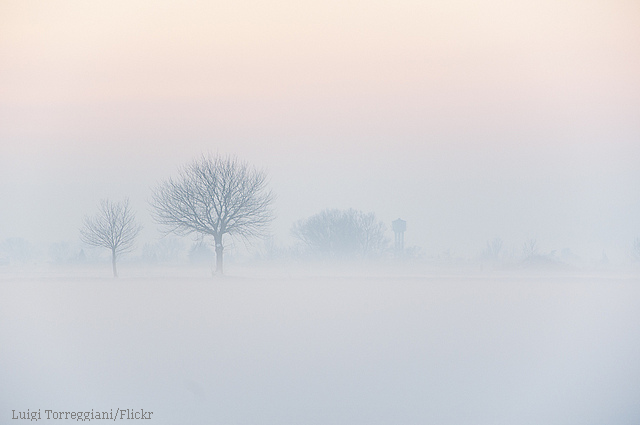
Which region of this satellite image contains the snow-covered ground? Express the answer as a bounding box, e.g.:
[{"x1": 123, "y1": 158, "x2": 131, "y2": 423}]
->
[{"x1": 2, "y1": 272, "x2": 639, "y2": 424}]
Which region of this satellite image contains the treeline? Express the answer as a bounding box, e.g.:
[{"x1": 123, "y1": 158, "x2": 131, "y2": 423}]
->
[{"x1": 2, "y1": 153, "x2": 640, "y2": 276}]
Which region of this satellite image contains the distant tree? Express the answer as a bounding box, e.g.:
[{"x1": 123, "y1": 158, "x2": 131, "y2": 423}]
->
[
  {"x1": 0, "y1": 237, "x2": 37, "y2": 264},
  {"x1": 292, "y1": 208, "x2": 388, "y2": 259},
  {"x1": 633, "y1": 238, "x2": 640, "y2": 262},
  {"x1": 482, "y1": 238, "x2": 503, "y2": 261},
  {"x1": 151, "y1": 154, "x2": 274, "y2": 275},
  {"x1": 142, "y1": 237, "x2": 184, "y2": 264},
  {"x1": 80, "y1": 198, "x2": 142, "y2": 277},
  {"x1": 49, "y1": 241, "x2": 76, "y2": 264},
  {"x1": 522, "y1": 239, "x2": 538, "y2": 259},
  {"x1": 188, "y1": 241, "x2": 215, "y2": 265}
]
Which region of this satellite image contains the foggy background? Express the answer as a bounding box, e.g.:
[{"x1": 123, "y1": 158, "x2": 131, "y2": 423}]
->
[
  {"x1": 2, "y1": 2, "x2": 640, "y2": 425},
  {"x1": 1, "y1": 0, "x2": 639, "y2": 266},
  {"x1": 2, "y1": 276, "x2": 640, "y2": 425}
]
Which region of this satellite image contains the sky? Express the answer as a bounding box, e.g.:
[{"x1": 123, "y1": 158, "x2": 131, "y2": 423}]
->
[{"x1": 1, "y1": 0, "x2": 639, "y2": 261}]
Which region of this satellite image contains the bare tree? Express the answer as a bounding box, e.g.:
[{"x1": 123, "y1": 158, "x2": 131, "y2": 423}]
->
[
  {"x1": 292, "y1": 208, "x2": 388, "y2": 259},
  {"x1": 522, "y1": 238, "x2": 538, "y2": 259},
  {"x1": 151, "y1": 154, "x2": 274, "y2": 275},
  {"x1": 80, "y1": 198, "x2": 142, "y2": 277},
  {"x1": 0, "y1": 237, "x2": 37, "y2": 264}
]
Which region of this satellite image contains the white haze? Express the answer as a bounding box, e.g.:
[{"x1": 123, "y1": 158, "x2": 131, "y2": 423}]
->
[
  {"x1": 1, "y1": 0, "x2": 639, "y2": 262},
  {"x1": 1, "y1": 1, "x2": 640, "y2": 424},
  {"x1": 1, "y1": 122, "x2": 639, "y2": 262},
  {"x1": 2, "y1": 275, "x2": 640, "y2": 424}
]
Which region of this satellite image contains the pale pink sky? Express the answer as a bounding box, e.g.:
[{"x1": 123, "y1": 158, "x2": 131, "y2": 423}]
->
[{"x1": 1, "y1": 0, "x2": 639, "y2": 258}]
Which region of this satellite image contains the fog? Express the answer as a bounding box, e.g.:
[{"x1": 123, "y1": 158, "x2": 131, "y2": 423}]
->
[
  {"x1": 1, "y1": 0, "x2": 640, "y2": 423},
  {"x1": 2, "y1": 0, "x2": 640, "y2": 262},
  {"x1": 2, "y1": 275, "x2": 640, "y2": 424}
]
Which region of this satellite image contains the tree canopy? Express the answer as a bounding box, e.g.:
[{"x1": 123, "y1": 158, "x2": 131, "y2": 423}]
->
[
  {"x1": 292, "y1": 208, "x2": 388, "y2": 259},
  {"x1": 151, "y1": 154, "x2": 274, "y2": 274}
]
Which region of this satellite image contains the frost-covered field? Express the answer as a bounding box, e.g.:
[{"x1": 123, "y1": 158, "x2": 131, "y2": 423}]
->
[{"x1": 2, "y1": 273, "x2": 640, "y2": 424}]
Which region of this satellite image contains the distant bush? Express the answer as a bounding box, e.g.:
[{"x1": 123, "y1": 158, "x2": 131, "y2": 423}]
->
[{"x1": 292, "y1": 209, "x2": 388, "y2": 259}]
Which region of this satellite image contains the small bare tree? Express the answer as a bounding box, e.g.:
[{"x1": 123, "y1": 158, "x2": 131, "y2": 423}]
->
[
  {"x1": 80, "y1": 198, "x2": 142, "y2": 277},
  {"x1": 151, "y1": 154, "x2": 274, "y2": 275},
  {"x1": 522, "y1": 238, "x2": 538, "y2": 259}
]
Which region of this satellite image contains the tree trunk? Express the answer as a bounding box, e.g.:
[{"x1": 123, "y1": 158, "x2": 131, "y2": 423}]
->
[
  {"x1": 215, "y1": 241, "x2": 224, "y2": 275},
  {"x1": 112, "y1": 248, "x2": 118, "y2": 278}
]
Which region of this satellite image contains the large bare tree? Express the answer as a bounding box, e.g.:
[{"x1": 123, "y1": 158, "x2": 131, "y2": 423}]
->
[
  {"x1": 80, "y1": 198, "x2": 142, "y2": 277},
  {"x1": 151, "y1": 154, "x2": 274, "y2": 275}
]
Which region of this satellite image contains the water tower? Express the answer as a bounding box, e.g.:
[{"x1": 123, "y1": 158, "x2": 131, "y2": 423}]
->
[{"x1": 392, "y1": 218, "x2": 406, "y2": 254}]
